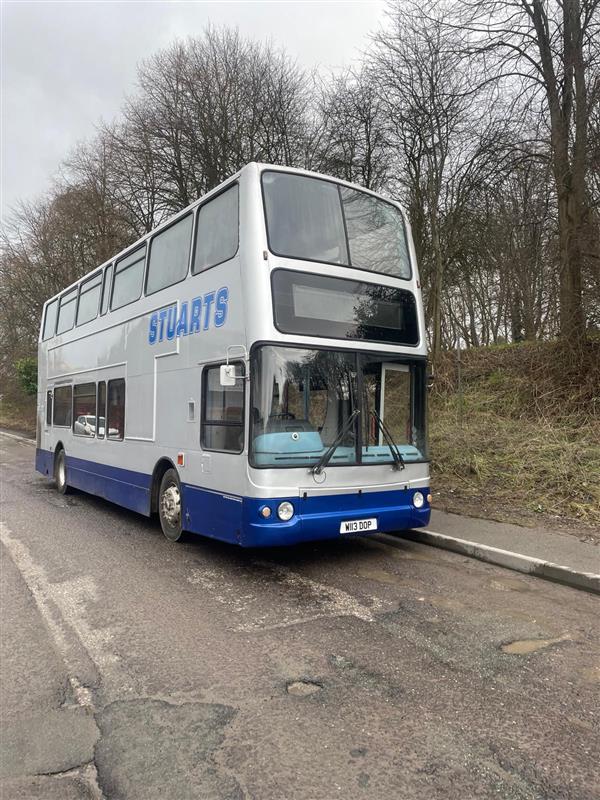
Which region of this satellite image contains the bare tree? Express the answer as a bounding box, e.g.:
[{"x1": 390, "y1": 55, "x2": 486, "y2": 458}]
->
[
  {"x1": 0, "y1": 181, "x2": 131, "y2": 392},
  {"x1": 102, "y1": 27, "x2": 311, "y2": 217},
  {"x1": 314, "y1": 68, "x2": 390, "y2": 189},
  {"x1": 370, "y1": 2, "x2": 496, "y2": 364},
  {"x1": 4, "y1": 12, "x2": 598, "y2": 406},
  {"x1": 454, "y1": 0, "x2": 600, "y2": 346}
]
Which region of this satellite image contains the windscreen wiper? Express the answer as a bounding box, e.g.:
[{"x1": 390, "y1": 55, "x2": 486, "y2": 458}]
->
[
  {"x1": 311, "y1": 408, "x2": 360, "y2": 475},
  {"x1": 370, "y1": 409, "x2": 405, "y2": 471}
]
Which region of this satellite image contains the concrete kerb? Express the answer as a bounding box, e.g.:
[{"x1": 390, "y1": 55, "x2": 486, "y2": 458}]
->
[
  {"x1": 0, "y1": 430, "x2": 35, "y2": 444},
  {"x1": 378, "y1": 529, "x2": 600, "y2": 596}
]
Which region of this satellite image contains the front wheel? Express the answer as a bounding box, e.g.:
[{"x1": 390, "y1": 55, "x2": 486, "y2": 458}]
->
[
  {"x1": 158, "y1": 468, "x2": 183, "y2": 542},
  {"x1": 54, "y1": 449, "x2": 70, "y2": 495}
]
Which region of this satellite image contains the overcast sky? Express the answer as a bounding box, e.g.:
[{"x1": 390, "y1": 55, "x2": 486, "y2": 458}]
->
[{"x1": 1, "y1": 0, "x2": 386, "y2": 220}]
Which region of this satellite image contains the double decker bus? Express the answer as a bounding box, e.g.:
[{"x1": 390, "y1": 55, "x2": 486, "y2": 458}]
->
[{"x1": 35, "y1": 164, "x2": 431, "y2": 546}]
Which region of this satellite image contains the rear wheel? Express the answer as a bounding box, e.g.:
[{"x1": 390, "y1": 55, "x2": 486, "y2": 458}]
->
[
  {"x1": 54, "y1": 449, "x2": 70, "y2": 495},
  {"x1": 158, "y1": 468, "x2": 183, "y2": 542}
]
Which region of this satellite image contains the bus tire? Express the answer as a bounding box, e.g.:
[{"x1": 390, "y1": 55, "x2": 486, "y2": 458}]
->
[
  {"x1": 55, "y1": 449, "x2": 70, "y2": 495},
  {"x1": 158, "y1": 468, "x2": 183, "y2": 542}
]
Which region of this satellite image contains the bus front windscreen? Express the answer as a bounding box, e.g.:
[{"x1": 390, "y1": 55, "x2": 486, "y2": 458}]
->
[
  {"x1": 262, "y1": 171, "x2": 412, "y2": 279},
  {"x1": 250, "y1": 345, "x2": 428, "y2": 469}
]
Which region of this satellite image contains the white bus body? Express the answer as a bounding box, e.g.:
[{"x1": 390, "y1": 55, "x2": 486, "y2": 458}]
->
[{"x1": 36, "y1": 163, "x2": 431, "y2": 546}]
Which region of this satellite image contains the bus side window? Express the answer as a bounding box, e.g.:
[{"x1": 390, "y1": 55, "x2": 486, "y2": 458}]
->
[
  {"x1": 97, "y1": 381, "x2": 106, "y2": 438},
  {"x1": 107, "y1": 379, "x2": 125, "y2": 440},
  {"x1": 192, "y1": 184, "x2": 239, "y2": 274},
  {"x1": 42, "y1": 299, "x2": 58, "y2": 341},
  {"x1": 73, "y1": 383, "x2": 97, "y2": 437},
  {"x1": 56, "y1": 288, "x2": 78, "y2": 335},
  {"x1": 53, "y1": 386, "x2": 72, "y2": 427},
  {"x1": 101, "y1": 264, "x2": 113, "y2": 315},
  {"x1": 201, "y1": 364, "x2": 245, "y2": 453},
  {"x1": 111, "y1": 247, "x2": 146, "y2": 311},
  {"x1": 77, "y1": 271, "x2": 102, "y2": 327},
  {"x1": 46, "y1": 391, "x2": 53, "y2": 426},
  {"x1": 146, "y1": 213, "x2": 193, "y2": 295}
]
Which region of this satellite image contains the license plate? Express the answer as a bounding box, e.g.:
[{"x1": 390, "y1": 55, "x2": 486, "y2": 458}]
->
[{"x1": 340, "y1": 518, "x2": 377, "y2": 534}]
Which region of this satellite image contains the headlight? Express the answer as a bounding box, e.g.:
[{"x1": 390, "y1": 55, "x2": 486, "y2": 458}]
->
[
  {"x1": 413, "y1": 491, "x2": 425, "y2": 509},
  {"x1": 277, "y1": 501, "x2": 294, "y2": 521}
]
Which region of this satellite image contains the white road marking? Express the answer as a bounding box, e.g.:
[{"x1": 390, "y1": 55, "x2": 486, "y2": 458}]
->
[{"x1": 0, "y1": 521, "x2": 123, "y2": 699}]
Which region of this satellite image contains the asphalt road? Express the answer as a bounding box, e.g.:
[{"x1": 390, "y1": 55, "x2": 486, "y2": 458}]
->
[{"x1": 1, "y1": 433, "x2": 599, "y2": 800}]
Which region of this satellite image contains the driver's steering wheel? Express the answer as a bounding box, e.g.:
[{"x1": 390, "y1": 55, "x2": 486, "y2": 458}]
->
[{"x1": 269, "y1": 412, "x2": 296, "y2": 419}]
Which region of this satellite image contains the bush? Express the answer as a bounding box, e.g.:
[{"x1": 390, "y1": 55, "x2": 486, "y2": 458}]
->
[{"x1": 14, "y1": 357, "x2": 38, "y2": 396}]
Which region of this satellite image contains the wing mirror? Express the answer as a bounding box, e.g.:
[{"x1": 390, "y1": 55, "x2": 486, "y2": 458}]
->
[{"x1": 220, "y1": 364, "x2": 238, "y2": 387}]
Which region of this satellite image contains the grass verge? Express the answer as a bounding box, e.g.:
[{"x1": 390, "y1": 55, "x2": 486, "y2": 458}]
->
[
  {"x1": 430, "y1": 339, "x2": 600, "y2": 531},
  {"x1": 0, "y1": 396, "x2": 37, "y2": 438}
]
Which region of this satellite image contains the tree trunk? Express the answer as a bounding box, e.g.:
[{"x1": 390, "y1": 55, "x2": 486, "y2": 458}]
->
[
  {"x1": 530, "y1": 0, "x2": 588, "y2": 346},
  {"x1": 557, "y1": 186, "x2": 586, "y2": 343},
  {"x1": 430, "y1": 211, "x2": 445, "y2": 366}
]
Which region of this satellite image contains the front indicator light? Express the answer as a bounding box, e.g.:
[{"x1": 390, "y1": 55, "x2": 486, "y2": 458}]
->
[
  {"x1": 277, "y1": 501, "x2": 294, "y2": 521},
  {"x1": 413, "y1": 491, "x2": 425, "y2": 509},
  {"x1": 260, "y1": 506, "x2": 272, "y2": 519}
]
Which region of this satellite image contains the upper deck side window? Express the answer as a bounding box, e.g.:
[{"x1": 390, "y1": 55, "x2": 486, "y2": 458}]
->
[
  {"x1": 45, "y1": 181, "x2": 239, "y2": 328},
  {"x1": 42, "y1": 299, "x2": 58, "y2": 341},
  {"x1": 56, "y1": 287, "x2": 78, "y2": 335},
  {"x1": 111, "y1": 245, "x2": 146, "y2": 311},
  {"x1": 192, "y1": 184, "x2": 239, "y2": 274},
  {"x1": 77, "y1": 271, "x2": 102, "y2": 327},
  {"x1": 100, "y1": 264, "x2": 113, "y2": 315},
  {"x1": 262, "y1": 171, "x2": 412, "y2": 280},
  {"x1": 146, "y1": 213, "x2": 193, "y2": 296}
]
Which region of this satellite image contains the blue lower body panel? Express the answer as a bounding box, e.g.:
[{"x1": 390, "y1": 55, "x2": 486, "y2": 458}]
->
[
  {"x1": 35, "y1": 449, "x2": 430, "y2": 546},
  {"x1": 182, "y1": 486, "x2": 431, "y2": 546},
  {"x1": 66, "y1": 455, "x2": 151, "y2": 515},
  {"x1": 241, "y1": 489, "x2": 430, "y2": 547},
  {"x1": 35, "y1": 448, "x2": 151, "y2": 515},
  {"x1": 182, "y1": 483, "x2": 243, "y2": 545},
  {"x1": 35, "y1": 448, "x2": 54, "y2": 477}
]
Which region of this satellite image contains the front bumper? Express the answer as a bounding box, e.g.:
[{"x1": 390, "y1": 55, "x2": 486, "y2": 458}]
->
[{"x1": 241, "y1": 487, "x2": 430, "y2": 547}]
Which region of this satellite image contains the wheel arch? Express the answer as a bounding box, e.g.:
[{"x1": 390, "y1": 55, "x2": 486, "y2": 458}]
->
[
  {"x1": 53, "y1": 441, "x2": 65, "y2": 464},
  {"x1": 150, "y1": 457, "x2": 178, "y2": 514}
]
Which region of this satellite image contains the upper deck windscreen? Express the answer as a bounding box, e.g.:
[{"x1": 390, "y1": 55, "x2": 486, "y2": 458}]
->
[{"x1": 262, "y1": 171, "x2": 411, "y2": 280}]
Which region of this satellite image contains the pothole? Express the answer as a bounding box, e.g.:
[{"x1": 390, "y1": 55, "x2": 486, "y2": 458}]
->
[
  {"x1": 501, "y1": 634, "x2": 570, "y2": 655},
  {"x1": 286, "y1": 679, "x2": 323, "y2": 696}
]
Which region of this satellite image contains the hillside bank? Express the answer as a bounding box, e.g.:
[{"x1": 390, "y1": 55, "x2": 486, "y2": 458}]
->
[{"x1": 430, "y1": 339, "x2": 600, "y2": 532}]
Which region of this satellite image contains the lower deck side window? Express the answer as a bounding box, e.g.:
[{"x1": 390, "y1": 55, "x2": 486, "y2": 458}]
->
[
  {"x1": 201, "y1": 364, "x2": 245, "y2": 453},
  {"x1": 73, "y1": 383, "x2": 97, "y2": 437},
  {"x1": 97, "y1": 381, "x2": 106, "y2": 438},
  {"x1": 53, "y1": 386, "x2": 72, "y2": 427},
  {"x1": 107, "y1": 379, "x2": 125, "y2": 440}
]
